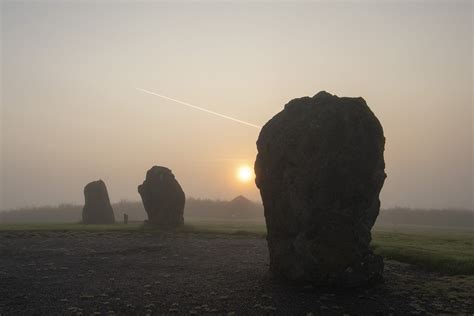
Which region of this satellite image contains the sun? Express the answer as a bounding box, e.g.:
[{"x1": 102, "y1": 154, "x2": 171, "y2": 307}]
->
[{"x1": 236, "y1": 165, "x2": 254, "y2": 183}]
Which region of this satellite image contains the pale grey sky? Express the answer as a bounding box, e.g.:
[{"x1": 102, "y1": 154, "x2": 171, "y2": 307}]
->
[{"x1": 1, "y1": 0, "x2": 473, "y2": 210}]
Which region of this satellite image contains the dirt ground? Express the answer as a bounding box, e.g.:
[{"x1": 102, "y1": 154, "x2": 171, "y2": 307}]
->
[{"x1": 0, "y1": 231, "x2": 473, "y2": 315}]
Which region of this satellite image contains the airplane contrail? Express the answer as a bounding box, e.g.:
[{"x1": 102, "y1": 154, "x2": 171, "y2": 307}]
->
[{"x1": 136, "y1": 88, "x2": 262, "y2": 129}]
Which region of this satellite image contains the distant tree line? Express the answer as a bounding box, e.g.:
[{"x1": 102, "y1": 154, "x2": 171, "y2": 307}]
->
[
  {"x1": 375, "y1": 207, "x2": 474, "y2": 228},
  {"x1": 0, "y1": 199, "x2": 472, "y2": 229},
  {"x1": 0, "y1": 204, "x2": 83, "y2": 223},
  {"x1": 0, "y1": 196, "x2": 265, "y2": 223}
]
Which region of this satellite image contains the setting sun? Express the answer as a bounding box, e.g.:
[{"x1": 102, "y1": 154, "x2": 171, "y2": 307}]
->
[{"x1": 236, "y1": 165, "x2": 254, "y2": 183}]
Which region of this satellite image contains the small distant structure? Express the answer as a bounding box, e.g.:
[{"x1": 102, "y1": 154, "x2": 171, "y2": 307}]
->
[
  {"x1": 82, "y1": 180, "x2": 115, "y2": 224},
  {"x1": 123, "y1": 213, "x2": 129, "y2": 225},
  {"x1": 227, "y1": 195, "x2": 258, "y2": 218}
]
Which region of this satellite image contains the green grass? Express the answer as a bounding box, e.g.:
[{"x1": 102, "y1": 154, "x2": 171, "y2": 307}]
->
[
  {"x1": 182, "y1": 220, "x2": 267, "y2": 236},
  {"x1": 0, "y1": 223, "x2": 143, "y2": 232},
  {"x1": 372, "y1": 229, "x2": 474, "y2": 275},
  {"x1": 1, "y1": 221, "x2": 473, "y2": 275}
]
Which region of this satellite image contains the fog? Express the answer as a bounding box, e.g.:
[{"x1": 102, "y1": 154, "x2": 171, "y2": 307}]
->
[
  {"x1": 2, "y1": 199, "x2": 473, "y2": 230},
  {"x1": 1, "y1": 1, "x2": 473, "y2": 211}
]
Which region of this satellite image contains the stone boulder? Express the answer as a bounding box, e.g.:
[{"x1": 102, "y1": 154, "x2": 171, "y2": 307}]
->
[
  {"x1": 82, "y1": 180, "x2": 115, "y2": 224},
  {"x1": 255, "y1": 91, "x2": 386, "y2": 287},
  {"x1": 138, "y1": 166, "x2": 185, "y2": 228}
]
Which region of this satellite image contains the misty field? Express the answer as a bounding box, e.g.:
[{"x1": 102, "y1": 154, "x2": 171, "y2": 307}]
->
[{"x1": 1, "y1": 221, "x2": 473, "y2": 275}]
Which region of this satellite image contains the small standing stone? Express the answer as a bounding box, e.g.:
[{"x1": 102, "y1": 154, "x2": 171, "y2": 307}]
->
[
  {"x1": 82, "y1": 180, "x2": 115, "y2": 224},
  {"x1": 123, "y1": 213, "x2": 129, "y2": 225},
  {"x1": 138, "y1": 166, "x2": 185, "y2": 228}
]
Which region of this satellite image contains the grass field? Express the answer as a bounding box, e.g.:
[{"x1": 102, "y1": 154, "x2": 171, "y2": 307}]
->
[
  {"x1": 1, "y1": 221, "x2": 473, "y2": 275},
  {"x1": 372, "y1": 228, "x2": 474, "y2": 275}
]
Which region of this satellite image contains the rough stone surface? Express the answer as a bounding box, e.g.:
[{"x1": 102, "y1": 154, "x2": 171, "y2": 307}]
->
[
  {"x1": 82, "y1": 180, "x2": 115, "y2": 224},
  {"x1": 255, "y1": 91, "x2": 386, "y2": 287},
  {"x1": 138, "y1": 166, "x2": 185, "y2": 228}
]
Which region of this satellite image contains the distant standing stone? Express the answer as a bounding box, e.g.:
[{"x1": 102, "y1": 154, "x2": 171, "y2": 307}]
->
[
  {"x1": 138, "y1": 166, "x2": 185, "y2": 228},
  {"x1": 255, "y1": 91, "x2": 386, "y2": 287},
  {"x1": 82, "y1": 180, "x2": 115, "y2": 224},
  {"x1": 123, "y1": 213, "x2": 129, "y2": 225}
]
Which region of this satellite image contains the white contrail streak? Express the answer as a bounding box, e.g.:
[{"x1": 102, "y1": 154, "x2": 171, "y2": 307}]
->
[{"x1": 136, "y1": 88, "x2": 262, "y2": 129}]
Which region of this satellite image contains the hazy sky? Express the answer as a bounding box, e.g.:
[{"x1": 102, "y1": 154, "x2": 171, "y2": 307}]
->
[{"x1": 1, "y1": 0, "x2": 473, "y2": 210}]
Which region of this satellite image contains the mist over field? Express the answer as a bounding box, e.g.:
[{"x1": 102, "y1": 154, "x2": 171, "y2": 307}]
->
[
  {"x1": 1, "y1": 1, "x2": 472, "y2": 212},
  {"x1": 1, "y1": 198, "x2": 473, "y2": 230}
]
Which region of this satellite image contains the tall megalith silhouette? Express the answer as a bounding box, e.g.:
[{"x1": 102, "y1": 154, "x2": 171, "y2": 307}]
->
[{"x1": 255, "y1": 91, "x2": 386, "y2": 287}]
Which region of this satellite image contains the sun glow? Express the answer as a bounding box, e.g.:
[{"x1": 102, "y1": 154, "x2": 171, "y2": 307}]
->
[{"x1": 237, "y1": 165, "x2": 254, "y2": 183}]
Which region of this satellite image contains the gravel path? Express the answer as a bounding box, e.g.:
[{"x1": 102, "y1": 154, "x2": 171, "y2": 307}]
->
[{"x1": 1, "y1": 231, "x2": 473, "y2": 315}]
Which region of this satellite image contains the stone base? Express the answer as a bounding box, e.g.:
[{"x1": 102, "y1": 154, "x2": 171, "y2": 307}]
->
[{"x1": 269, "y1": 245, "x2": 384, "y2": 287}]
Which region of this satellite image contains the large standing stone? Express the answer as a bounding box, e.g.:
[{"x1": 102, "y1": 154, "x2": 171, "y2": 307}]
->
[
  {"x1": 255, "y1": 91, "x2": 386, "y2": 287},
  {"x1": 138, "y1": 166, "x2": 185, "y2": 228},
  {"x1": 82, "y1": 180, "x2": 115, "y2": 224}
]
